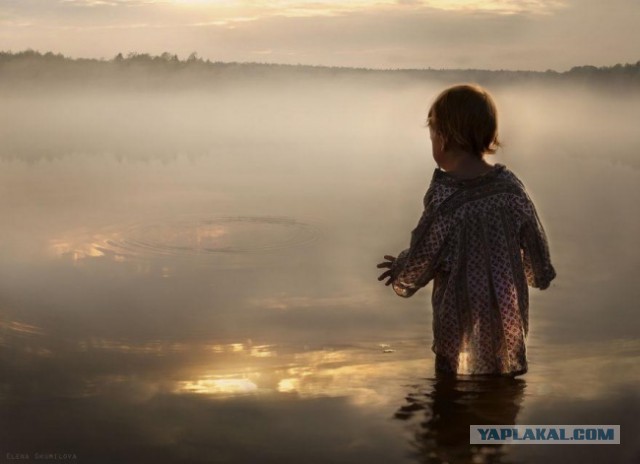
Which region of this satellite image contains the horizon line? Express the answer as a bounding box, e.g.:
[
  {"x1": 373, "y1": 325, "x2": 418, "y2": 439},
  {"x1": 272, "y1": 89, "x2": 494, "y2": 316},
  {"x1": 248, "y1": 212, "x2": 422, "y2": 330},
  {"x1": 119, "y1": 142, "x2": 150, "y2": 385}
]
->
[{"x1": 3, "y1": 49, "x2": 638, "y2": 75}]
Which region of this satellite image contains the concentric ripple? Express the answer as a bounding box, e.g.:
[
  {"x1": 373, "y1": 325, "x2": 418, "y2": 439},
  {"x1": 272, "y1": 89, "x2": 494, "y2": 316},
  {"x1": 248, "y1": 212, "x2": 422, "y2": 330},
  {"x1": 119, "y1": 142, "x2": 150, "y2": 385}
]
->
[
  {"x1": 53, "y1": 216, "x2": 322, "y2": 264},
  {"x1": 109, "y1": 216, "x2": 320, "y2": 255}
]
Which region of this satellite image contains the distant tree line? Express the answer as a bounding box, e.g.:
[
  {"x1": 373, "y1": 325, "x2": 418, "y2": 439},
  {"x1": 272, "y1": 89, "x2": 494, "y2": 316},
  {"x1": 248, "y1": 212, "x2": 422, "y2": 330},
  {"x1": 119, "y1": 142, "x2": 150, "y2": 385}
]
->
[{"x1": 1, "y1": 49, "x2": 639, "y2": 89}]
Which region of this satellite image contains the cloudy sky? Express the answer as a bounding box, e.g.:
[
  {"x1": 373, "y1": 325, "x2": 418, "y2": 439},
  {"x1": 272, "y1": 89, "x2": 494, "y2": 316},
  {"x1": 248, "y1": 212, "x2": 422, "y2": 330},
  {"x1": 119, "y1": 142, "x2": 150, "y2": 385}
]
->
[{"x1": 1, "y1": 0, "x2": 638, "y2": 71}]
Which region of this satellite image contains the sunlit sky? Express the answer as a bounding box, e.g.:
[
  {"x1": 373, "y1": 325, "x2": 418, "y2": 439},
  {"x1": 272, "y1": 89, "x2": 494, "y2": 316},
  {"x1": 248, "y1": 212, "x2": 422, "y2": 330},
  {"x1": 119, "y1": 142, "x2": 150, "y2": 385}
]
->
[{"x1": 1, "y1": 0, "x2": 638, "y2": 70}]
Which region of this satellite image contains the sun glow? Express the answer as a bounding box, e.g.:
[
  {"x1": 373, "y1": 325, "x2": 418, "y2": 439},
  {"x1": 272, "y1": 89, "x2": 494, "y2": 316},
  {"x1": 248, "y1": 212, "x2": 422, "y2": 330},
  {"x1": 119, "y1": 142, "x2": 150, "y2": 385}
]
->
[
  {"x1": 53, "y1": 0, "x2": 567, "y2": 31},
  {"x1": 164, "y1": 0, "x2": 565, "y2": 15},
  {"x1": 163, "y1": 0, "x2": 399, "y2": 21},
  {"x1": 426, "y1": 0, "x2": 565, "y2": 13}
]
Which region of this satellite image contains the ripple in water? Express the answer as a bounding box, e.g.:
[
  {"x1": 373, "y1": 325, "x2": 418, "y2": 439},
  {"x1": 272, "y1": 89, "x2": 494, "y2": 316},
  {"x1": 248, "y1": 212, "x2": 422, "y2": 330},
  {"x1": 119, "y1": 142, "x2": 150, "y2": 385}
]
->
[{"x1": 55, "y1": 216, "x2": 322, "y2": 265}]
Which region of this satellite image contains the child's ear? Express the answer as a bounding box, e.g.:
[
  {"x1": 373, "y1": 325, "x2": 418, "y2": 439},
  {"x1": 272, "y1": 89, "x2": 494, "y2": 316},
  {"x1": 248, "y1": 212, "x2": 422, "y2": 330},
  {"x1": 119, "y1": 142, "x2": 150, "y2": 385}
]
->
[{"x1": 439, "y1": 134, "x2": 448, "y2": 152}]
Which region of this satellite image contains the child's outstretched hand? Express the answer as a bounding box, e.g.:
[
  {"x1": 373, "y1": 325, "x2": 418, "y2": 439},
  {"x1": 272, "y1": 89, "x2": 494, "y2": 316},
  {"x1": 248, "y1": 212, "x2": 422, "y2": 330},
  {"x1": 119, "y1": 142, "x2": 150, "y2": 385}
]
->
[{"x1": 377, "y1": 255, "x2": 396, "y2": 286}]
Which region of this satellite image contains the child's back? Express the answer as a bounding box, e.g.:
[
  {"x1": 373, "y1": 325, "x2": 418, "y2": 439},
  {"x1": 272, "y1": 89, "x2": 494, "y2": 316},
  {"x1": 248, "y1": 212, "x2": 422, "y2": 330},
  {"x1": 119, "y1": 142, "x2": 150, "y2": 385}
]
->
[{"x1": 377, "y1": 84, "x2": 556, "y2": 376}]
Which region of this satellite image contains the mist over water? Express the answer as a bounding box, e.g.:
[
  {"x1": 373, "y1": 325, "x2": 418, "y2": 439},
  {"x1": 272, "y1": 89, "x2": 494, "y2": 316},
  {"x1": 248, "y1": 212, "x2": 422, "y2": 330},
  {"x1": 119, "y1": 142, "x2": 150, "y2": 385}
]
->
[{"x1": 1, "y1": 66, "x2": 638, "y2": 463}]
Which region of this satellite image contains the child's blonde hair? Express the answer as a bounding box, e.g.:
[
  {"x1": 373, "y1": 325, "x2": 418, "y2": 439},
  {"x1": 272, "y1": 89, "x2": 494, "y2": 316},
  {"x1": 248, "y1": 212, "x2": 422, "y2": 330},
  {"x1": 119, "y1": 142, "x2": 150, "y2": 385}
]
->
[{"x1": 427, "y1": 84, "x2": 501, "y2": 157}]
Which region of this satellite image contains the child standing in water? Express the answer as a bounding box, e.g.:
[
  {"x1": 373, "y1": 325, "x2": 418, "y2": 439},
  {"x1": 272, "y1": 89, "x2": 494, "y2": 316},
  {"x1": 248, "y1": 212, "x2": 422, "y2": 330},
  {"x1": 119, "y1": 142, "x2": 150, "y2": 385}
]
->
[{"x1": 377, "y1": 84, "x2": 556, "y2": 377}]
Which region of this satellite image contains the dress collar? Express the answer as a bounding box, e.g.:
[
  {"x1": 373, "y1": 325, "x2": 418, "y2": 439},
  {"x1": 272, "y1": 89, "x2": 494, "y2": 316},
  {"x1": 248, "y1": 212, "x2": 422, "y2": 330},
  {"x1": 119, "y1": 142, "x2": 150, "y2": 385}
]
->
[{"x1": 433, "y1": 163, "x2": 506, "y2": 187}]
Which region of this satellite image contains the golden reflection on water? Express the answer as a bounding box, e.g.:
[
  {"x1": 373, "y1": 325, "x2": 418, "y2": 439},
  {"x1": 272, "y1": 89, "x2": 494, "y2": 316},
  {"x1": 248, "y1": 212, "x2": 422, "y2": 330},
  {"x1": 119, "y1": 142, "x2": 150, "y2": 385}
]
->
[
  {"x1": 48, "y1": 235, "x2": 109, "y2": 261},
  {"x1": 169, "y1": 340, "x2": 427, "y2": 406},
  {"x1": 177, "y1": 377, "x2": 260, "y2": 395},
  {"x1": 0, "y1": 318, "x2": 45, "y2": 336},
  {"x1": 3, "y1": 308, "x2": 640, "y2": 421},
  {"x1": 46, "y1": 216, "x2": 322, "y2": 266}
]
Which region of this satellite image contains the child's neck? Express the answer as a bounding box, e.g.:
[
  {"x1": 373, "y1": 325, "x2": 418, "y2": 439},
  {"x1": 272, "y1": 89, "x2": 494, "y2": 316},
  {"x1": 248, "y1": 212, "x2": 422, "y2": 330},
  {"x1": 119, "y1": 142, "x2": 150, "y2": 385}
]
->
[{"x1": 439, "y1": 151, "x2": 494, "y2": 180}]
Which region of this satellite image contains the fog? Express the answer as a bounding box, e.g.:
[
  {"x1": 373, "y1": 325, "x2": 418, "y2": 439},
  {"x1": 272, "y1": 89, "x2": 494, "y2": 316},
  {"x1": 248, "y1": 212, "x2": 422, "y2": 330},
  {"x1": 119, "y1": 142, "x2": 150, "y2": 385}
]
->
[
  {"x1": 1, "y1": 58, "x2": 638, "y2": 462},
  {"x1": 1, "y1": 66, "x2": 638, "y2": 342}
]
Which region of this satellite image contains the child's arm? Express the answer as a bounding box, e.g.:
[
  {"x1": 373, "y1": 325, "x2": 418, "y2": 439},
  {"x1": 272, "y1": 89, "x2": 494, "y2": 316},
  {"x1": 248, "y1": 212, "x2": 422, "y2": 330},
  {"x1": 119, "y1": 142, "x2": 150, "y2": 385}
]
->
[
  {"x1": 520, "y1": 201, "x2": 556, "y2": 290},
  {"x1": 387, "y1": 208, "x2": 453, "y2": 298}
]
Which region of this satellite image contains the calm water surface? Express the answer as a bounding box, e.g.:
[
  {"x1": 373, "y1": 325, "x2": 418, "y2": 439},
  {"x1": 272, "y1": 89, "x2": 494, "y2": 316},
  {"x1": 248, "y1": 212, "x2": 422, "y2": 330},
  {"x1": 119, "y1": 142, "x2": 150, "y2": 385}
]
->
[{"x1": 0, "y1": 83, "x2": 638, "y2": 463}]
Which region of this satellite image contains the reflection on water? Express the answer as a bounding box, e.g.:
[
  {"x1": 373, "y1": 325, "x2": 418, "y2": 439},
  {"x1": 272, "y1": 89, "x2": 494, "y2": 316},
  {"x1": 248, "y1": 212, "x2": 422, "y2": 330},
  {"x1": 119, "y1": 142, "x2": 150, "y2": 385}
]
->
[
  {"x1": 1, "y1": 304, "x2": 639, "y2": 462},
  {"x1": 396, "y1": 375, "x2": 526, "y2": 464},
  {"x1": 0, "y1": 317, "x2": 428, "y2": 403},
  {"x1": 0, "y1": 319, "x2": 424, "y2": 462},
  {"x1": 48, "y1": 215, "x2": 322, "y2": 267},
  {"x1": 1, "y1": 80, "x2": 639, "y2": 462}
]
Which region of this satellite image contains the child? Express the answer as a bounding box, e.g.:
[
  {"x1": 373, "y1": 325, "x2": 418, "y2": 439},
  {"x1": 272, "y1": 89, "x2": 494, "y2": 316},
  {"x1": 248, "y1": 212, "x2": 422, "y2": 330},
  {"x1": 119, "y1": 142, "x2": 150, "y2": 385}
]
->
[{"x1": 377, "y1": 84, "x2": 556, "y2": 377}]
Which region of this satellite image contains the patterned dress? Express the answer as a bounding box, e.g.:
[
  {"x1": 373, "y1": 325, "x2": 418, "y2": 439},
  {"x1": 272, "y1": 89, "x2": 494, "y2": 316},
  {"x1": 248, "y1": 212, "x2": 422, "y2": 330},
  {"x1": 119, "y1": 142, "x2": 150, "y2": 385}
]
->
[{"x1": 390, "y1": 163, "x2": 556, "y2": 376}]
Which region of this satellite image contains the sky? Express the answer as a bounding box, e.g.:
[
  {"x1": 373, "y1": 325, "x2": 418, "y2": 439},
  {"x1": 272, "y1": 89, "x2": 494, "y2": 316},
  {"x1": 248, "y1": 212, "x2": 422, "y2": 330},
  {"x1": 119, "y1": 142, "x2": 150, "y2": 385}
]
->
[{"x1": 0, "y1": 0, "x2": 639, "y2": 71}]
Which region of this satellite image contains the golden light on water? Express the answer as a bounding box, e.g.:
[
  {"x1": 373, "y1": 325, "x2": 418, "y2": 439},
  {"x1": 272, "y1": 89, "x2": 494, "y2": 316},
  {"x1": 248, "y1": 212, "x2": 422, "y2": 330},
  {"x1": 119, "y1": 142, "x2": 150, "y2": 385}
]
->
[
  {"x1": 0, "y1": 319, "x2": 45, "y2": 336},
  {"x1": 45, "y1": 216, "x2": 317, "y2": 268},
  {"x1": 168, "y1": 341, "x2": 430, "y2": 406},
  {"x1": 176, "y1": 377, "x2": 259, "y2": 395},
  {"x1": 3, "y1": 314, "x2": 640, "y2": 409},
  {"x1": 277, "y1": 378, "x2": 299, "y2": 393},
  {"x1": 165, "y1": 338, "x2": 640, "y2": 405},
  {"x1": 48, "y1": 237, "x2": 107, "y2": 261}
]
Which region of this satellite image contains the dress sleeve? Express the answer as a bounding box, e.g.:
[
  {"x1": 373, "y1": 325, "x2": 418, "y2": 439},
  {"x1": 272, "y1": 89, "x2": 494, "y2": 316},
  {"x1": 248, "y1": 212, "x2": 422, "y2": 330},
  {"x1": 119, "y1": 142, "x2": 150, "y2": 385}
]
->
[
  {"x1": 389, "y1": 206, "x2": 453, "y2": 298},
  {"x1": 519, "y1": 200, "x2": 556, "y2": 290}
]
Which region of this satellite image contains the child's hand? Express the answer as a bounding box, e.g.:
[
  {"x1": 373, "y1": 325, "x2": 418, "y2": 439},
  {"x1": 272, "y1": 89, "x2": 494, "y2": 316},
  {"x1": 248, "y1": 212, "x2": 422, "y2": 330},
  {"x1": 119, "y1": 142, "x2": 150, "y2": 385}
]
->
[{"x1": 377, "y1": 255, "x2": 396, "y2": 286}]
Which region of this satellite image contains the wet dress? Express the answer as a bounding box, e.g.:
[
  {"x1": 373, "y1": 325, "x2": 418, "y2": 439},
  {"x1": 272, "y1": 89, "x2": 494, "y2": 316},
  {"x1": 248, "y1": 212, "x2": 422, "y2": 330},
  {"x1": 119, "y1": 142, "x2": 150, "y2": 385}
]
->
[{"x1": 390, "y1": 163, "x2": 556, "y2": 376}]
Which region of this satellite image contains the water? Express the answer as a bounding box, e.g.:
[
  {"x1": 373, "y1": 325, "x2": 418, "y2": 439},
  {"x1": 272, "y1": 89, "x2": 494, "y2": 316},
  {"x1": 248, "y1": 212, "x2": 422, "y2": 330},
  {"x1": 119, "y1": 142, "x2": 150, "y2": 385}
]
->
[{"x1": 0, "y1": 77, "x2": 638, "y2": 463}]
